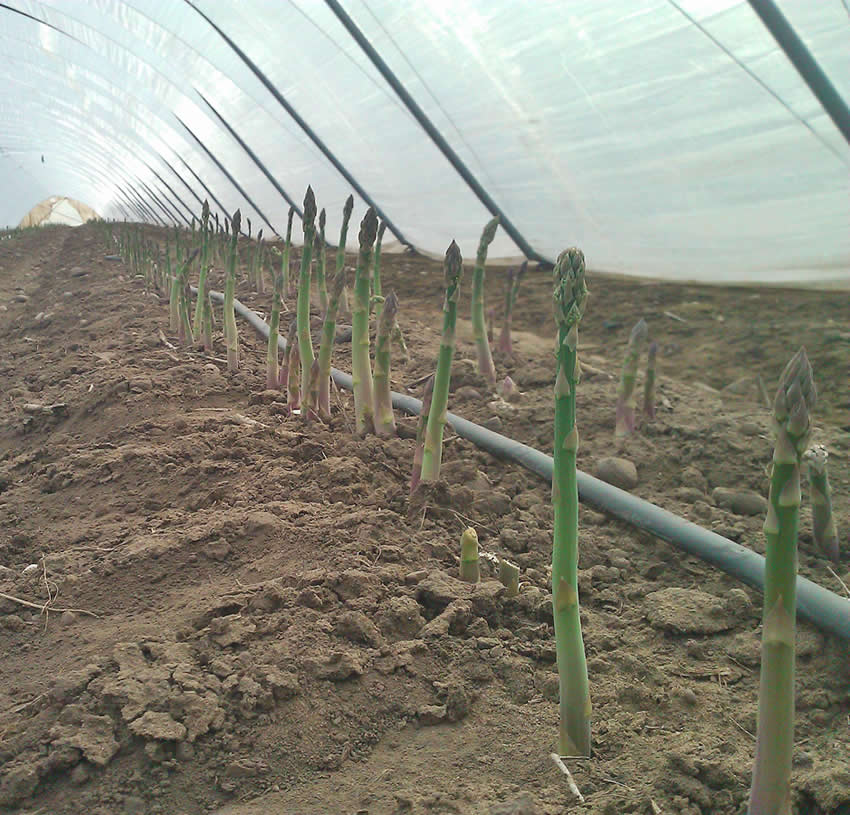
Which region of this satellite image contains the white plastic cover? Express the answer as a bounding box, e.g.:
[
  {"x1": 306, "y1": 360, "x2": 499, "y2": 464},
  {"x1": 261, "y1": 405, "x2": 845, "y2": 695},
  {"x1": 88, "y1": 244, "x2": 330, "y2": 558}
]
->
[{"x1": 1, "y1": 0, "x2": 848, "y2": 283}]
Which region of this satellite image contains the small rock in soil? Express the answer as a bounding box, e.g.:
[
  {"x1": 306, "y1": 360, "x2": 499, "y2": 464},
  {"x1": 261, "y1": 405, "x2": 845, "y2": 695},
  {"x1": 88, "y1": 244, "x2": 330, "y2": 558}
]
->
[
  {"x1": 711, "y1": 487, "x2": 767, "y2": 516},
  {"x1": 69, "y1": 762, "x2": 91, "y2": 786},
  {"x1": 490, "y1": 793, "x2": 539, "y2": 814},
  {"x1": 645, "y1": 587, "x2": 739, "y2": 634},
  {"x1": 334, "y1": 610, "x2": 383, "y2": 647},
  {"x1": 202, "y1": 539, "x2": 231, "y2": 561},
  {"x1": 128, "y1": 711, "x2": 187, "y2": 741},
  {"x1": 482, "y1": 415, "x2": 503, "y2": 431},
  {"x1": 594, "y1": 457, "x2": 639, "y2": 490},
  {"x1": 376, "y1": 595, "x2": 426, "y2": 638},
  {"x1": 454, "y1": 386, "x2": 482, "y2": 401},
  {"x1": 308, "y1": 651, "x2": 364, "y2": 681},
  {"x1": 60, "y1": 610, "x2": 77, "y2": 626},
  {"x1": 417, "y1": 704, "x2": 448, "y2": 725}
]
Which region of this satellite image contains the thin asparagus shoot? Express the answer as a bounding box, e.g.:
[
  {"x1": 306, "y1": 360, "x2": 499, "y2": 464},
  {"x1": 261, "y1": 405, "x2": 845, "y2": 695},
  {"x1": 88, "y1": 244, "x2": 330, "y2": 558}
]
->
[
  {"x1": 351, "y1": 207, "x2": 380, "y2": 435},
  {"x1": 803, "y1": 444, "x2": 838, "y2": 563},
  {"x1": 420, "y1": 241, "x2": 463, "y2": 484},
  {"x1": 615, "y1": 318, "x2": 648, "y2": 438},
  {"x1": 459, "y1": 527, "x2": 480, "y2": 583},
  {"x1": 224, "y1": 209, "x2": 241, "y2": 372},
  {"x1": 283, "y1": 206, "x2": 295, "y2": 297},
  {"x1": 286, "y1": 321, "x2": 302, "y2": 414},
  {"x1": 643, "y1": 341, "x2": 658, "y2": 419},
  {"x1": 336, "y1": 195, "x2": 355, "y2": 276},
  {"x1": 316, "y1": 208, "x2": 328, "y2": 313},
  {"x1": 373, "y1": 290, "x2": 398, "y2": 437},
  {"x1": 192, "y1": 199, "x2": 211, "y2": 337},
  {"x1": 497, "y1": 260, "x2": 527, "y2": 356},
  {"x1": 316, "y1": 266, "x2": 347, "y2": 420},
  {"x1": 749, "y1": 348, "x2": 816, "y2": 815},
  {"x1": 499, "y1": 559, "x2": 520, "y2": 597},
  {"x1": 552, "y1": 247, "x2": 591, "y2": 758},
  {"x1": 297, "y1": 188, "x2": 318, "y2": 399},
  {"x1": 410, "y1": 375, "x2": 434, "y2": 495},
  {"x1": 373, "y1": 220, "x2": 387, "y2": 322},
  {"x1": 267, "y1": 236, "x2": 285, "y2": 389},
  {"x1": 471, "y1": 216, "x2": 500, "y2": 389}
]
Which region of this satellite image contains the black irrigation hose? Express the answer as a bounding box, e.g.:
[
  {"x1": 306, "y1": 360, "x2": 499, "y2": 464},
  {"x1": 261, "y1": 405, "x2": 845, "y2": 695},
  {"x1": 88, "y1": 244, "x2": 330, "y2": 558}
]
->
[{"x1": 202, "y1": 288, "x2": 850, "y2": 641}]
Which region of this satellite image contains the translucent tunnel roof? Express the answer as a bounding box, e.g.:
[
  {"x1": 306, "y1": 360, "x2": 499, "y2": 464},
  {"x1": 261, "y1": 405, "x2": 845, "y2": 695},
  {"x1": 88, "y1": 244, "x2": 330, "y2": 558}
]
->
[{"x1": 1, "y1": 0, "x2": 848, "y2": 283}]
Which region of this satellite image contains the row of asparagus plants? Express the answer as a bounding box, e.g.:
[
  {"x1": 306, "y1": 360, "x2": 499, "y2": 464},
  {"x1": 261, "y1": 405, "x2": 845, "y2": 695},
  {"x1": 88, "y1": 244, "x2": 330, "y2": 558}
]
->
[{"x1": 108, "y1": 206, "x2": 839, "y2": 812}]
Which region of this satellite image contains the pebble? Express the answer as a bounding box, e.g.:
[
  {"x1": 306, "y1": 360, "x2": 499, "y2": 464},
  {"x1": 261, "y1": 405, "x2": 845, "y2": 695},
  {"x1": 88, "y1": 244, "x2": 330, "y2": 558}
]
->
[
  {"x1": 70, "y1": 763, "x2": 90, "y2": 786},
  {"x1": 60, "y1": 611, "x2": 77, "y2": 626},
  {"x1": 454, "y1": 386, "x2": 482, "y2": 401},
  {"x1": 711, "y1": 487, "x2": 767, "y2": 516},
  {"x1": 594, "y1": 457, "x2": 639, "y2": 490},
  {"x1": 11, "y1": 294, "x2": 29, "y2": 303},
  {"x1": 482, "y1": 416, "x2": 503, "y2": 431},
  {"x1": 22, "y1": 563, "x2": 40, "y2": 576}
]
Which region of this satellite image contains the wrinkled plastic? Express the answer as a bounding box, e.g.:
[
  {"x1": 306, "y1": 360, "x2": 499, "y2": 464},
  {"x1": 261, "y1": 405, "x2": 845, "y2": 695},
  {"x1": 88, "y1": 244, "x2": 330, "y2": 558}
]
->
[{"x1": 1, "y1": 0, "x2": 848, "y2": 283}]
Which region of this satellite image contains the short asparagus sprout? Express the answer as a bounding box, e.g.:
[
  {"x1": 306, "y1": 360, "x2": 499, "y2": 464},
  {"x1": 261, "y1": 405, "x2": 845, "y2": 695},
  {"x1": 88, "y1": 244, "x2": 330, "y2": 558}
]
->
[
  {"x1": 749, "y1": 348, "x2": 816, "y2": 815},
  {"x1": 224, "y1": 209, "x2": 241, "y2": 372},
  {"x1": 471, "y1": 216, "x2": 500, "y2": 389},
  {"x1": 410, "y1": 375, "x2": 434, "y2": 495},
  {"x1": 498, "y1": 260, "x2": 527, "y2": 356},
  {"x1": 615, "y1": 318, "x2": 648, "y2": 438},
  {"x1": 803, "y1": 444, "x2": 838, "y2": 563},
  {"x1": 286, "y1": 321, "x2": 302, "y2": 414},
  {"x1": 643, "y1": 340, "x2": 658, "y2": 419},
  {"x1": 459, "y1": 528, "x2": 480, "y2": 583},
  {"x1": 351, "y1": 208, "x2": 379, "y2": 435},
  {"x1": 373, "y1": 220, "x2": 387, "y2": 321},
  {"x1": 316, "y1": 208, "x2": 328, "y2": 313},
  {"x1": 498, "y1": 559, "x2": 520, "y2": 597},
  {"x1": 306, "y1": 359, "x2": 321, "y2": 422},
  {"x1": 373, "y1": 290, "x2": 399, "y2": 438},
  {"x1": 552, "y1": 247, "x2": 591, "y2": 758},
  {"x1": 316, "y1": 265, "x2": 348, "y2": 420},
  {"x1": 297, "y1": 188, "x2": 318, "y2": 400},
  {"x1": 252, "y1": 228, "x2": 265, "y2": 294},
  {"x1": 498, "y1": 375, "x2": 520, "y2": 403},
  {"x1": 420, "y1": 241, "x2": 463, "y2": 484},
  {"x1": 201, "y1": 289, "x2": 213, "y2": 354}
]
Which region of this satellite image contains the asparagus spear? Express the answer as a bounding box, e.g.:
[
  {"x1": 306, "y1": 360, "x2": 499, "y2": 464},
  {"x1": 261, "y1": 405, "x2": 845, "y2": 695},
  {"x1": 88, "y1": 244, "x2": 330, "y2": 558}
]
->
[
  {"x1": 252, "y1": 229, "x2": 265, "y2": 294},
  {"x1": 804, "y1": 444, "x2": 838, "y2": 562},
  {"x1": 267, "y1": 236, "x2": 286, "y2": 389},
  {"x1": 470, "y1": 216, "x2": 500, "y2": 389},
  {"x1": 499, "y1": 559, "x2": 520, "y2": 597},
  {"x1": 224, "y1": 209, "x2": 241, "y2": 372},
  {"x1": 615, "y1": 318, "x2": 648, "y2": 438},
  {"x1": 459, "y1": 527, "x2": 480, "y2": 583},
  {"x1": 410, "y1": 375, "x2": 434, "y2": 495},
  {"x1": 749, "y1": 348, "x2": 816, "y2": 815},
  {"x1": 282, "y1": 206, "x2": 294, "y2": 297},
  {"x1": 297, "y1": 188, "x2": 318, "y2": 400},
  {"x1": 336, "y1": 195, "x2": 355, "y2": 277},
  {"x1": 497, "y1": 260, "x2": 527, "y2": 356},
  {"x1": 373, "y1": 220, "x2": 387, "y2": 322},
  {"x1": 420, "y1": 241, "x2": 463, "y2": 484},
  {"x1": 316, "y1": 266, "x2": 347, "y2": 420},
  {"x1": 351, "y1": 208, "x2": 379, "y2": 435},
  {"x1": 552, "y1": 247, "x2": 591, "y2": 758},
  {"x1": 286, "y1": 321, "x2": 301, "y2": 414},
  {"x1": 373, "y1": 290, "x2": 398, "y2": 438},
  {"x1": 192, "y1": 200, "x2": 211, "y2": 336},
  {"x1": 316, "y1": 208, "x2": 328, "y2": 313},
  {"x1": 643, "y1": 341, "x2": 658, "y2": 419}
]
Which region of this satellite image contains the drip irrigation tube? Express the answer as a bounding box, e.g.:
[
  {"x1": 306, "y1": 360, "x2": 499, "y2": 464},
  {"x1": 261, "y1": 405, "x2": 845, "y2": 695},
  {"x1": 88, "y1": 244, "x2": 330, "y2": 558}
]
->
[{"x1": 203, "y1": 288, "x2": 850, "y2": 641}]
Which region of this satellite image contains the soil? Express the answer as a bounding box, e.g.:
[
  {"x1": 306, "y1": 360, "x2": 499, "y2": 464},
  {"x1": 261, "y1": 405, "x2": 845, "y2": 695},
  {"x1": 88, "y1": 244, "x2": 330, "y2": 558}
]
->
[{"x1": 0, "y1": 223, "x2": 848, "y2": 815}]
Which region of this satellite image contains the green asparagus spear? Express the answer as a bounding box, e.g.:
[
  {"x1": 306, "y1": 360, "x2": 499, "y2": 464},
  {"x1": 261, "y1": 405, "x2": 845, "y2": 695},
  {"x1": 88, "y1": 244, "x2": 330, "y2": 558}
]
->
[
  {"x1": 471, "y1": 216, "x2": 500, "y2": 389},
  {"x1": 373, "y1": 290, "x2": 398, "y2": 437},
  {"x1": 351, "y1": 208, "x2": 379, "y2": 435},
  {"x1": 459, "y1": 527, "x2": 480, "y2": 583},
  {"x1": 803, "y1": 444, "x2": 838, "y2": 562},
  {"x1": 224, "y1": 209, "x2": 241, "y2": 372},
  {"x1": 420, "y1": 241, "x2": 463, "y2": 483},
  {"x1": 316, "y1": 208, "x2": 328, "y2": 313},
  {"x1": 749, "y1": 348, "x2": 816, "y2": 815},
  {"x1": 297, "y1": 188, "x2": 318, "y2": 400},
  {"x1": 552, "y1": 247, "x2": 591, "y2": 758}
]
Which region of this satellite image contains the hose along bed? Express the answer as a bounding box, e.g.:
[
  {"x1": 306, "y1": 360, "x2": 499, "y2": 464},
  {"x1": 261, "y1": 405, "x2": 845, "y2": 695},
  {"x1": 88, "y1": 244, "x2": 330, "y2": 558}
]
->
[{"x1": 199, "y1": 287, "x2": 850, "y2": 641}]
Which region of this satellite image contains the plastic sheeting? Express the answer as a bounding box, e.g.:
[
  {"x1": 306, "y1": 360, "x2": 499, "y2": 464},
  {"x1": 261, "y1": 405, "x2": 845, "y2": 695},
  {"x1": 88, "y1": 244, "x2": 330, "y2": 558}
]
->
[{"x1": 0, "y1": 0, "x2": 848, "y2": 283}]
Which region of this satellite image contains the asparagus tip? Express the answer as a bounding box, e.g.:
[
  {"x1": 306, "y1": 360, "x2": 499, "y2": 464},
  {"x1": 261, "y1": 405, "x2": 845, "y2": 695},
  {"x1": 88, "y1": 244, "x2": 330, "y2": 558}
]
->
[
  {"x1": 344, "y1": 194, "x2": 354, "y2": 217},
  {"x1": 319, "y1": 208, "x2": 326, "y2": 230},
  {"x1": 630, "y1": 318, "x2": 648, "y2": 344},
  {"x1": 445, "y1": 240, "x2": 463, "y2": 284},
  {"x1": 359, "y1": 207, "x2": 379, "y2": 248},
  {"x1": 303, "y1": 187, "x2": 317, "y2": 226}
]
